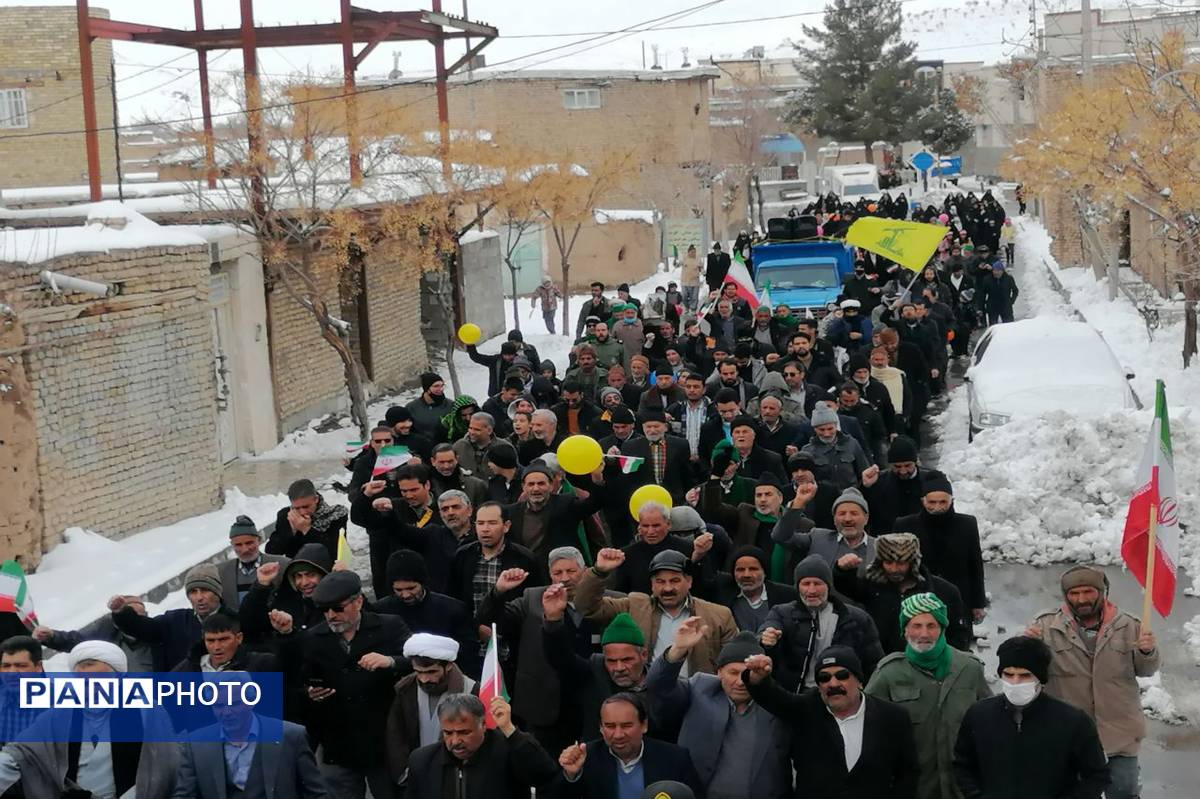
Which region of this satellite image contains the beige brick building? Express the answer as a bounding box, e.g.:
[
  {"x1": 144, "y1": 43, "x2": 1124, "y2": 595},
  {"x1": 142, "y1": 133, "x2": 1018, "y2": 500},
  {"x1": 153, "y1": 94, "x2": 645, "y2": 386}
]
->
[
  {"x1": 0, "y1": 231, "x2": 221, "y2": 565},
  {"x1": 0, "y1": 5, "x2": 118, "y2": 191}
]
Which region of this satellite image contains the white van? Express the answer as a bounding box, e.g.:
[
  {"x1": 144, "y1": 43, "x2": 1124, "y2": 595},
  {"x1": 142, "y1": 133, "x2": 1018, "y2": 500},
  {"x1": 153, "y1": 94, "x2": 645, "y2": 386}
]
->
[{"x1": 822, "y1": 164, "x2": 881, "y2": 200}]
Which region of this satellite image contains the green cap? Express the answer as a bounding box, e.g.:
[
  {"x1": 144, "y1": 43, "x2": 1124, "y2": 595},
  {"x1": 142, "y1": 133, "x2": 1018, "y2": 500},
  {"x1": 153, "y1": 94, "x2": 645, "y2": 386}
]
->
[
  {"x1": 601, "y1": 612, "x2": 645, "y2": 647},
  {"x1": 899, "y1": 592, "x2": 949, "y2": 629}
]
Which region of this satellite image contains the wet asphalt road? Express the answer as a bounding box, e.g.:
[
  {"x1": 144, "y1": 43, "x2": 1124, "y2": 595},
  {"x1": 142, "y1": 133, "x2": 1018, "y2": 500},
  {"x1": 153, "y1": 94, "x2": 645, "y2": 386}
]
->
[{"x1": 916, "y1": 221, "x2": 1199, "y2": 796}]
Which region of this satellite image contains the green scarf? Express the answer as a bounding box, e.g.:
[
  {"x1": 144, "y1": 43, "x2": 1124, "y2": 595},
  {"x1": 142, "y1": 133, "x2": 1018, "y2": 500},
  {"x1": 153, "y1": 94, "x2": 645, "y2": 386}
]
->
[
  {"x1": 753, "y1": 510, "x2": 786, "y2": 582},
  {"x1": 904, "y1": 634, "x2": 952, "y2": 680}
]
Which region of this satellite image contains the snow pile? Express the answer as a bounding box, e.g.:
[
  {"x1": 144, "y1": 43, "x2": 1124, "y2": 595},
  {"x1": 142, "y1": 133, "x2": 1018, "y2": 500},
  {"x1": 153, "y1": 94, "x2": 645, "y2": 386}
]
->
[
  {"x1": 940, "y1": 409, "x2": 1199, "y2": 573},
  {"x1": 1138, "y1": 673, "x2": 1187, "y2": 724},
  {"x1": 29, "y1": 488, "x2": 292, "y2": 632}
]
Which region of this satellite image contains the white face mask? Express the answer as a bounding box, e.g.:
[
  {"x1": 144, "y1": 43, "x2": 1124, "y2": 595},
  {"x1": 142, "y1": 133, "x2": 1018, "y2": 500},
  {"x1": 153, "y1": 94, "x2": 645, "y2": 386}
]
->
[{"x1": 1000, "y1": 679, "x2": 1040, "y2": 707}]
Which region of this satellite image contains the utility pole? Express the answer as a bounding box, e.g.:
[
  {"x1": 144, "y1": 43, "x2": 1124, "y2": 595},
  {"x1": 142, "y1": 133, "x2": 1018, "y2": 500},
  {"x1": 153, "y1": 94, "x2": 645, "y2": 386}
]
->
[{"x1": 1080, "y1": 0, "x2": 1093, "y2": 84}]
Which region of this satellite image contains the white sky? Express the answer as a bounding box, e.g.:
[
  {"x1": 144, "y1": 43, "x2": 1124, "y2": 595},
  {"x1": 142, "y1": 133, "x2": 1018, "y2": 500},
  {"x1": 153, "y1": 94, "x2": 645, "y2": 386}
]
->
[{"x1": 0, "y1": 0, "x2": 1147, "y2": 122}]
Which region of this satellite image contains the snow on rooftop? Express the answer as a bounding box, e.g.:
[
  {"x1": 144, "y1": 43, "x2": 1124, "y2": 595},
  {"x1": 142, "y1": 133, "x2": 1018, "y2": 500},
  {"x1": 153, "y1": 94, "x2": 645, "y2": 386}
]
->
[
  {"x1": 459, "y1": 228, "x2": 499, "y2": 245},
  {"x1": 0, "y1": 202, "x2": 208, "y2": 265},
  {"x1": 594, "y1": 209, "x2": 657, "y2": 225}
]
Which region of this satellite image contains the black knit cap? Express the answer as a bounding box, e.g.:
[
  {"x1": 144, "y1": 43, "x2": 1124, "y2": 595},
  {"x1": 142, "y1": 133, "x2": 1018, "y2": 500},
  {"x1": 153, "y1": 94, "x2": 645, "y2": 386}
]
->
[
  {"x1": 638, "y1": 408, "x2": 667, "y2": 425},
  {"x1": 386, "y1": 549, "x2": 428, "y2": 584},
  {"x1": 888, "y1": 435, "x2": 918, "y2": 463},
  {"x1": 729, "y1": 414, "x2": 758, "y2": 434},
  {"x1": 717, "y1": 631, "x2": 764, "y2": 668},
  {"x1": 228, "y1": 515, "x2": 259, "y2": 540},
  {"x1": 420, "y1": 372, "x2": 444, "y2": 392},
  {"x1": 997, "y1": 635, "x2": 1052, "y2": 683},
  {"x1": 815, "y1": 645, "x2": 865, "y2": 684},
  {"x1": 730, "y1": 545, "x2": 769, "y2": 572},
  {"x1": 922, "y1": 474, "x2": 953, "y2": 496},
  {"x1": 610, "y1": 406, "x2": 636, "y2": 425},
  {"x1": 385, "y1": 405, "x2": 412, "y2": 426}
]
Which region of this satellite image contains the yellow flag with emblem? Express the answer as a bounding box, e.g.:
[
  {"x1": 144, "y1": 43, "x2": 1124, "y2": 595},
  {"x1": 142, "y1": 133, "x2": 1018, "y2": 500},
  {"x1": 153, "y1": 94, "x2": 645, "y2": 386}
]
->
[
  {"x1": 336, "y1": 531, "x2": 351, "y2": 564},
  {"x1": 845, "y1": 217, "x2": 949, "y2": 272}
]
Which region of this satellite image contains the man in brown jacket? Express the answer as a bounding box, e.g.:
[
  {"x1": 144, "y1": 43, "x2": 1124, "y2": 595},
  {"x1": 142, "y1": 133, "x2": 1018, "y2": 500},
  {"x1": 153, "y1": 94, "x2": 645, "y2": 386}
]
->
[
  {"x1": 386, "y1": 633, "x2": 477, "y2": 786},
  {"x1": 1025, "y1": 564, "x2": 1159, "y2": 799},
  {"x1": 575, "y1": 547, "x2": 738, "y2": 675}
]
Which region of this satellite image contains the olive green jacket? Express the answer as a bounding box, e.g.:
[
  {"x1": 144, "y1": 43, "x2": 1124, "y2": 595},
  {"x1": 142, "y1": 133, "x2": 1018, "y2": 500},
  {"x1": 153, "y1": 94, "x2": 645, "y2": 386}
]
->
[{"x1": 865, "y1": 648, "x2": 991, "y2": 799}]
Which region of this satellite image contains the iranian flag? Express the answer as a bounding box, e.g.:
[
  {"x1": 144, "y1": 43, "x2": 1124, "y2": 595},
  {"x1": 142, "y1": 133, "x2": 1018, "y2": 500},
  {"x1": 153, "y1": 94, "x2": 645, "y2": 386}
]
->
[
  {"x1": 344, "y1": 440, "x2": 365, "y2": 456},
  {"x1": 726, "y1": 253, "x2": 762, "y2": 308},
  {"x1": 0, "y1": 560, "x2": 38, "y2": 629},
  {"x1": 372, "y1": 445, "x2": 412, "y2": 477},
  {"x1": 478, "y1": 623, "x2": 508, "y2": 728},
  {"x1": 1121, "y1": 380, "x2": 1180, "y2": 618},
  {"x1": 607, "y1": 454, "x2": 644, "y2": 474}
]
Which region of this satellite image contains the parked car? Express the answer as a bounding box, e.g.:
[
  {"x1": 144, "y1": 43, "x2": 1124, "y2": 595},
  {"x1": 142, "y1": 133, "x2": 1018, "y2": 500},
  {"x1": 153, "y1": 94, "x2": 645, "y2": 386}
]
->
[{"x1": 965, "y1": 318, "x2": 1139, "y2": 440}]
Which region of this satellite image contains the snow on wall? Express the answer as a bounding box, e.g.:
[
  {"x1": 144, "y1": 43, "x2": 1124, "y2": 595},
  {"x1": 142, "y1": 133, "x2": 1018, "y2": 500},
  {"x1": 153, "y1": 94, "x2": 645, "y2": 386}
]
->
[{"x1": 594, "y1": 209, "x2": 657, "y2": 225}]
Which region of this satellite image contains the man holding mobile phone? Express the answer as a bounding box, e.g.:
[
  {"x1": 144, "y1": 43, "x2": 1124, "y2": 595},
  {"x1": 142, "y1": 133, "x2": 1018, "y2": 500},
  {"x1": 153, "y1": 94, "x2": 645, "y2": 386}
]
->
[{"x1": 301, "y1": 571, "x2": 412, "y2": 798}]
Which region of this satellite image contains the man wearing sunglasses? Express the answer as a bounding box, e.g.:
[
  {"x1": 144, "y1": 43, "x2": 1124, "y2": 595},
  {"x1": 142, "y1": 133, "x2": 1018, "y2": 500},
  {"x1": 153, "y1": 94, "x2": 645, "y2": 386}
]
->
[
  {"x1": 301, "y1": 570, "x2": 412, "y2": 799},
  {"x1": 742, "y1": 645, "x2": 918, "y2": 798}
]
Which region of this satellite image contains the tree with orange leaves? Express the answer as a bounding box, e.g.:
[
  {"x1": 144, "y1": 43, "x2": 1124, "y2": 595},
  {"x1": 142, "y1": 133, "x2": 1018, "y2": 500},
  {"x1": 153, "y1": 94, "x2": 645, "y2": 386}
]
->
[{"x1": 1005, "y1": 31, "x2": 1200, "y2": 366}]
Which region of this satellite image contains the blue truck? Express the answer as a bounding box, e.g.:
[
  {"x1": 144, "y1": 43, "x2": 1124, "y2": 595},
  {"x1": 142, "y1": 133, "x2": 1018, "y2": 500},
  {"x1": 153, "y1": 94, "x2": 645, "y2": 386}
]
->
[{"x1": 750, "y1": 239, "x2": 856, "y2": 317}]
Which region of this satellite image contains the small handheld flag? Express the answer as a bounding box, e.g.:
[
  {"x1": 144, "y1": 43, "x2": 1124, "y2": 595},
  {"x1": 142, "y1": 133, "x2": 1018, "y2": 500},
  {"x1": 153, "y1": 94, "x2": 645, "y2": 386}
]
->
[
  {"x1": 478, "y1": 623, "x2": 508, "y2": 728},
  {"x1": 336, "y1": 531, "x2": 351, "y2": 563},
  {"x1": 372, "y1": 445, "x2": 412, "y2": 477},
  {"x1": 605, "y1": 454, "x2": 645, "y2": 474},
  {"x1": 0, "y1": 560, "x2": 38, "y2": 630}
]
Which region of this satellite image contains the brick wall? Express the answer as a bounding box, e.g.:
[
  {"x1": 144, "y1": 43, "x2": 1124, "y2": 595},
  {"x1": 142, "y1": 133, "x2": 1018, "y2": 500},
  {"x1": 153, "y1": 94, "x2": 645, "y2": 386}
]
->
[
  {"x1": 0, "y1": 244, "x2": 221, "y2": 561},
  {"x1": 363, "y1": 248, "x2": 426, "y2": 393},
  {"x1": 267, "y1": 248, "x2": 427, "y2": 433},
  {"x1": 295, "y1": 73, "x2": 715, "y2": 219},
  {"x1": 0, "y1": 6, "x2": 118, "y2": 189}
]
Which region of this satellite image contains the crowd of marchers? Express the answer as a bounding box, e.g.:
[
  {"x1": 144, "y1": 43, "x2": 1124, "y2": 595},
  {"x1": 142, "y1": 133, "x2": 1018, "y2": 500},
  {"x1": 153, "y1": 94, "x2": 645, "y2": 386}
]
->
[{"x1": 0, "y1": 191, "x2": 1159, "y2": 799}]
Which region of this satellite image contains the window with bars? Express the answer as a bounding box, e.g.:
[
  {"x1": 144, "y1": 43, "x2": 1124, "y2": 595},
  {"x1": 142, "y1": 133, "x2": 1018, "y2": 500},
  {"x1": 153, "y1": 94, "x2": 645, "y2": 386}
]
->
[
  {"x1": 562, "y1": 88, "x2": 601, "y2": 110},
  {"x1": 0, "y1": 88, "x2": 28, "y2": 129}
]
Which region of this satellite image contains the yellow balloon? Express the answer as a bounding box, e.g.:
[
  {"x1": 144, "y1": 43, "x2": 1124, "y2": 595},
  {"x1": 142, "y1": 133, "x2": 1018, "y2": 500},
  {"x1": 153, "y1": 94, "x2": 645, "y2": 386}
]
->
[
  {"x1": 557, "y1": 435, "x2": 603, "y2": 475},
  {"x1": 458, "y1": 323, "x2": 482, "y2": 345},
  {"x1": 629, "y1": 484, "x2": 673, "y2": 520}
]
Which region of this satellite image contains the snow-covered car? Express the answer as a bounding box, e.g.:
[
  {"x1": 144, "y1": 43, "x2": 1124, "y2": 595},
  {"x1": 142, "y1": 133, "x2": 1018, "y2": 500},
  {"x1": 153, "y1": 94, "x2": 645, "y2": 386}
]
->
[{"x1": 964, "y1": 318, "x2": 1139, "y2": 440}]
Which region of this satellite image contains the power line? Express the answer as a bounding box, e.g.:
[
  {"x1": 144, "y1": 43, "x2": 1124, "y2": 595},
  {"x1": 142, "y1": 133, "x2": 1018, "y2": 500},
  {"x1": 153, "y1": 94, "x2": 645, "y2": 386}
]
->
[{"x1": 0, "y1": 0, "x2": 732, "y2": 142}]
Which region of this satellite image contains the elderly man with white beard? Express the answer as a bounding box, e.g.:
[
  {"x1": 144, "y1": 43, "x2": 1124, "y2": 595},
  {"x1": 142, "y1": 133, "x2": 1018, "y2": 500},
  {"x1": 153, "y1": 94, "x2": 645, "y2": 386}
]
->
[{"x1": 866, "y1": 593, "x2": 990, "y2": 799}]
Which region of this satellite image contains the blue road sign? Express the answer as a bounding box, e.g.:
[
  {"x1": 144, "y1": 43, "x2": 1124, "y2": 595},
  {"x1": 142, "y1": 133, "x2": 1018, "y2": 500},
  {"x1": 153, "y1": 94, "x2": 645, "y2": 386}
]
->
[{"x1": 911, "y1": 151, "x2": 935, "y2": 172}]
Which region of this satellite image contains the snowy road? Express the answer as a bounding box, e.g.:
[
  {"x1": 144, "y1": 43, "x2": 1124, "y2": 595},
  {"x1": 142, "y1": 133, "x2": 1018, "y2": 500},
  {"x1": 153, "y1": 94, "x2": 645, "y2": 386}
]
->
[{"x1": 923, "y1": 205, "x2": 1200, "y2": 796}]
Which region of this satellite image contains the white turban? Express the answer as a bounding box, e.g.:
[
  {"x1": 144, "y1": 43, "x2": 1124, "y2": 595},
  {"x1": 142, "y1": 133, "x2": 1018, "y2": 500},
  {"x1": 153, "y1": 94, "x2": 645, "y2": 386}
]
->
[
  {"x1": 68, "y1": 640, "x2": 128, "y2": 673},
  {"x1": 402, "y1": 633, "x2": 459, "y2": 663}
]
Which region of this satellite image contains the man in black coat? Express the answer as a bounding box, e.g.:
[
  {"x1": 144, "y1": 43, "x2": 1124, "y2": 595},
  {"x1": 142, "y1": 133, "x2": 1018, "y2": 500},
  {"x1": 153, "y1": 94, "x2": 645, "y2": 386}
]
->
[
  {"x1": 301, "y1": 571, "x2": 411, "y2": 799},
  {"x1": 744, "y1": 645, "x2": 918, "y2": 799},
  {"x1": 447, "y1": 501, "x2": 541, "y2": 613},
  {"x1": 977, "y1": 261, "x2": 1019, "y2": 326},
  {"x1": 954, "y1": 636, "x2": 1109, "y2": 799},
  {"x1": 616, "y1": 409, "x2": 695, "y2": 506},
  {"x1": 553, "y1": 381, "x2": 605, "y2": 438},
  {"x1": 351, "y1": 463, "x2": 458, "y2": 597},
  {"x1": 834, "y1": 533, "x2": 971, "y2": 654},
  {"x1": 730, "y1": 415, "x2": 786, "y2": 481},
  {"x1": 372, "y1": 549, "x2": 480, "y2": 677},
  {"x1": 170, "y1": 613, "x2": 278, "y2": 673},
  {"x1": 239, "y1": 542, "x2": 331, "y2": 650},
  {"x1": 405, "y1": 693, "x2": 560, "y2": 799},
  {"x1": 896, "y1": 475, "x2": 988, "y2": 626},
  {"x1": 557, "y1": 693, "x2": 703, "y2": 799},
  {"x1": 475, "y1": 548, "x2": 617, "y2": 756},
  {"x1": 467, "y1": 340, "x2": 521, "y2": 398},
  {"x1": 861, "y1": 436, "x2": 945, "y2": 535},
  {"x1": 111, "y1": 563, "x2": 234, "y2": 672},
  {"x1": 714, "y1": 545, "x2": 798, "y2": 631},
  {"x1": 266, "y1": 478, "x2": 348, "y2": 560},
  {"x1": 505, "y1": 462, "x2": 608, "y2": 568},
  {"x1": 705, "y1": 242, "x2": 732, "y2": 292}
]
